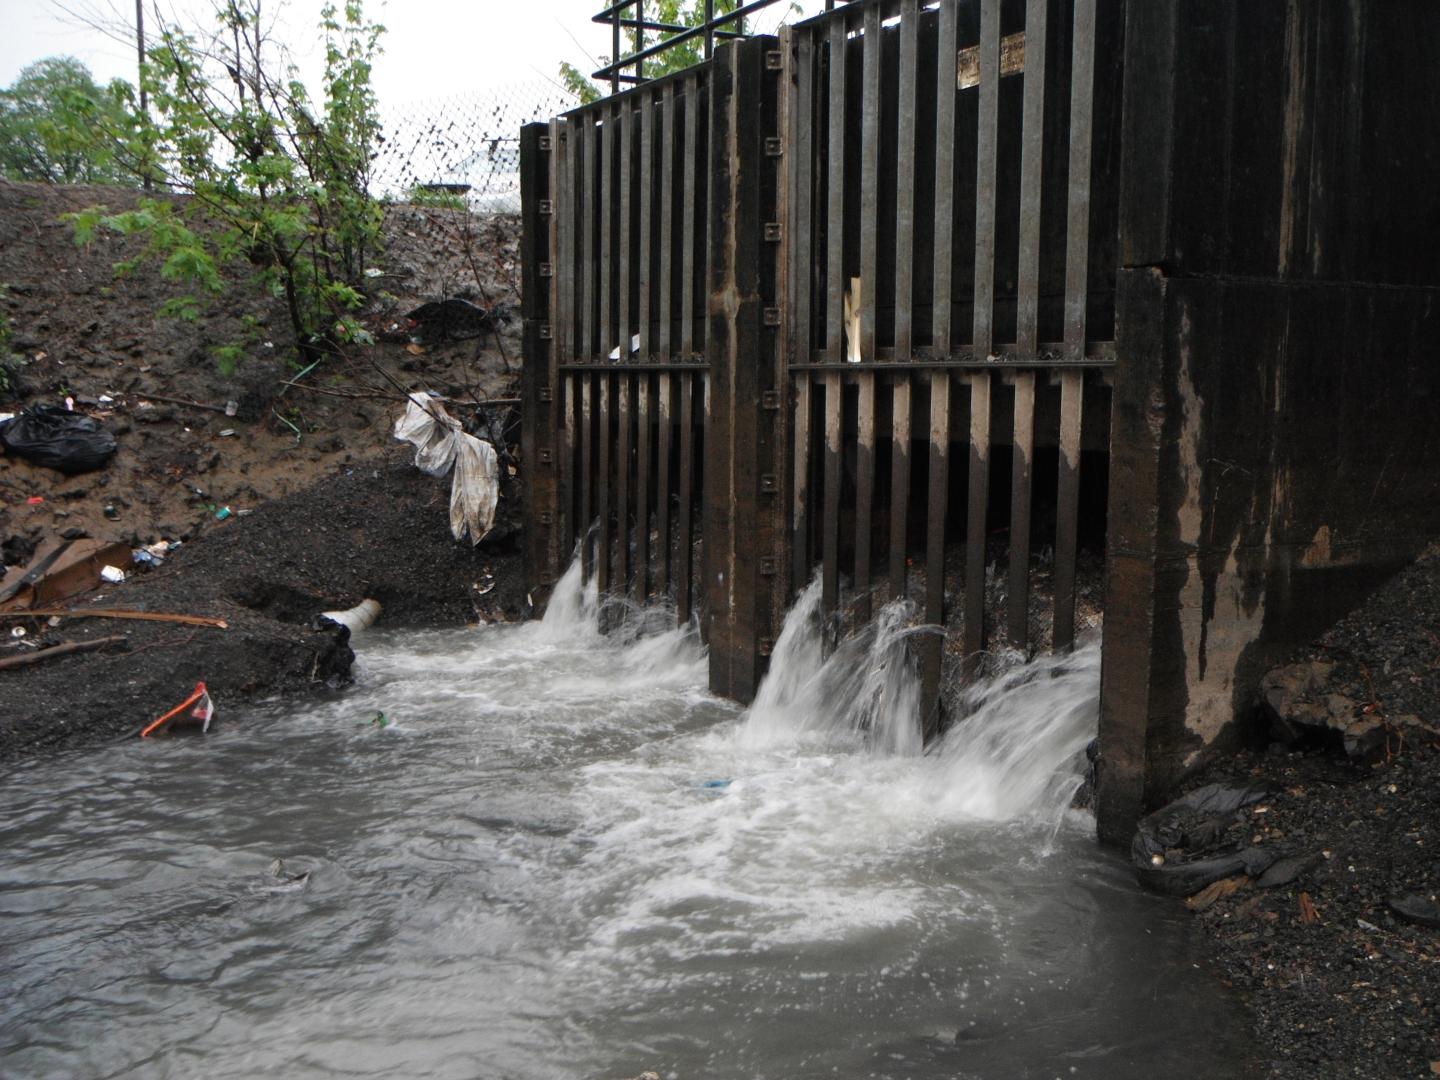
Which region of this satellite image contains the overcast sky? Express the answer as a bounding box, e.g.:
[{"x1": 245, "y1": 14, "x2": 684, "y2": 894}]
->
[{"x1": 0, "y1": 1, "x2": 826, "y2": 107}]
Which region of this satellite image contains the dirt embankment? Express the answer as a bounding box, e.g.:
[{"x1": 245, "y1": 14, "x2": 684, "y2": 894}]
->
[
  {"x1": 1154, "y1": 551, "x2": 1440, "y2": 1080},
  {"x1": 0, "y1": 179, "x2": 529, "y2": 755}
]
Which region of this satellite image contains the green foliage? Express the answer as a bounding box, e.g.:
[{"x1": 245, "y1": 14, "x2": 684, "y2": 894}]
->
[
  {"x1": 68, "y1": 0, "x2": 386, "y2": 368},
  {"x1": 560, "y1": 1, "x2": 761, "y2": 101},
  {"x1": 403, "y1": 184, "x2": 468, "y2": 210},
  {"x1": 0, "y1": 57, "x2": 140, "y2": 184}
]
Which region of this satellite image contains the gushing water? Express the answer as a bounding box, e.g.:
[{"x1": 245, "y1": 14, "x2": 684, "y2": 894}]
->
[{"x1": 0, "y1": 556, "x2": 1254, "y2": 1080}]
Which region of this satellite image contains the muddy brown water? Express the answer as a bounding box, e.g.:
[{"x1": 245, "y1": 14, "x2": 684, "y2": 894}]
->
[{"x1": 0, "y1": 563, "x2": 1258, "y2": 1079}]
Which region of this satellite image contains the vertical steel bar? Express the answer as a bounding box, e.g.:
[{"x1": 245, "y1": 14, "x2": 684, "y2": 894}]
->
[
  {"x1": 584, "y1": 115, "x2": 598, "y2": 359},
  {"x1": 859, "y1": 2, "x2": 881, "y2": 361},
  {"x1": 659, "y1": 83, "x2": 675, "y2": 359},
  {"x1": 922, "y1": 369, "x2": 950, "y2": 740},
  {"x1": 963, "y1": 372, "x2": 991, "y2": 671},
  {"x1": 1065, "y1": 0, "x2": 1097, "y2": 360},
  {"x1": 822, "y1": 370, "x2": 842, "y2": 613},
  {"x1": 619, "y1": 101, "x2": 632, "y2": 364},
  {"x1": 617, "y1": 373, "x2": 632, "y2": 593},
  {"x1": 854, "y1": 371, "x2": 876, "y2": 620},
  {"x1": 972, "y1": 0, "x2": 1000, "y2": 355},
  {"x1": 597, "y1": 372, "x2": 613, "y2": 595},
  {"x1": 1053, "y1": 369, "x2": 1083, "y2": 650},
  {"x1": 657, "y1": 372, "x2": 673, "y2": 599},
  {"x1": 895, "y1": 0, "x2": 919, "y2": 359},
  {"x1": 932, "y1": 0, "x2": 957, "y2": 355},
  {"x1": 794, "y1": 29, "x2": 814, "y2": 372},
  {"x1": 581, "y1": 373, "x2": 594, "y2": 573},
  {"x1": 682, "y1": 74, "x2": 699, "y2": 356},
  {"x1": 1016, "y1": 0, "x2": 1048, "y2": 357},
  {"x1": 1007, "y1": 370, "x2": 1036, "y2": 647},
  {"x1": 826, "y1": 16, "x2": 847, "y2": 361},
  {"x1": 600, "y1": 107, "x2": 614, "y2": 362},
  {"x1": 678, "y1": 372, "x2": 695, "y2": 622},
  {"x1": 639, "y1": 90, "x2": 654, "y2": 360},
  {"x1": 793, "y1": 374, "x2": 813, "y2": 590},
  {"x1": 889, "y1": 373, "x2": 912, "y2": 599},
  {"x1": 636, "y1": 373, "x2": 652, "y2": 599}
]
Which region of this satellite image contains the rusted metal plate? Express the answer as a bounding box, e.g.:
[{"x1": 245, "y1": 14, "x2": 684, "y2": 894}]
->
[
  {"x1": 617, "y1": 372, "x2": 633, "y2": 593},
  {"x1": 822, "y1": 369, "x2": 843, "y2": 614},
  {"x1": 636, "y1": 373, "x2": 652, "y2": 599},
  {"x1": 957, "y1": 30, "x2": 1026, "y2": 90}
]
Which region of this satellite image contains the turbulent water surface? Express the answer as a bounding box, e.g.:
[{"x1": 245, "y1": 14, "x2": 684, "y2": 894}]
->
[{"x1": 1, "y1": 561, "x2": 1256, "y2": 1079}]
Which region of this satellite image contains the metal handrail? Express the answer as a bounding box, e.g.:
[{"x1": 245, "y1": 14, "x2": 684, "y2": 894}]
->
[{"x1": 590, "y1": 0, "x2": 777, "y2": 93}]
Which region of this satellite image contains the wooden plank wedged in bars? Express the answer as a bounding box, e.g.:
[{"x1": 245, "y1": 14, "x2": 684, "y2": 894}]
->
[
  {"x1": 822, "y1": 370, "x2": 842, "y2": 614},
  {"x1": 1016, "y1": 0, "x2": 1048, "y2": 358},
  {"x1": 1054, "y1": 368, "x2": 1083, "y2": 651},
  {"x1": 895, "y1": 0, "x2": 919, "y2": 360},
  {"x1": 826, "y1": 17, "x2": 847, "y2": 362},
  {"x1": 963, "y1": 371, "x2": 991, "y2": 673},
  {"x1": 972, "y1": 0, "x2": 1001, "y2": 356},
  {"x1": 889, "y1": 373, "x2": 911, "y2": 599},
  {"x1": 932, "y1": 0, "x2": 958, "y2": 354},
  {"x1": 859, "y1": 3, "x2": 881, "y2": 361},
  {"x1": 854, "y1": 371, "x2": 876, "y2": 621},
  {"x1": 1065, "y1": 0, "x2": 1097, "y2": 360},
  {"x1": 1007, "y1": 369, "x2": 1036, "y2": 647}
]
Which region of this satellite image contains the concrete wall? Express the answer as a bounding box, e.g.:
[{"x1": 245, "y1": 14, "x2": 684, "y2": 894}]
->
[{"x1": 1097, "y1": 0, "x2": 1440, "y2": 842}]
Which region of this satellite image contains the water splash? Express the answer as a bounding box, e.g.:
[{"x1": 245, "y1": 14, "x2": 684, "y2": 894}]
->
[
  {"x1": 925, "y1": 642, "x2": 1101, "y2": 826},
  {"x1": 536, "y1": 548, "x2": 706, "y2": 687},
  {"x1": 742, "y1": 579, "x2": 926, "y2": 756},
  {"x1": 741, "y1": 577, "x2": 1101, "y2": 825}
]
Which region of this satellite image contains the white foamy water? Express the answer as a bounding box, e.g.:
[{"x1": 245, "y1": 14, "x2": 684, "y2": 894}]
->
[{"x1": 0, "y1": 556, "x2": 1255, "y2": 1080}]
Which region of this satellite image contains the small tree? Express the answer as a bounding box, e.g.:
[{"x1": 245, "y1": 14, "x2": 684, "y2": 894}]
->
[
  {"x1": 71, "y1": 0, "x2": 385, "y2": 366},
  {"x1": 0, "y1": 57, "x2": 139, "y2": 184}
]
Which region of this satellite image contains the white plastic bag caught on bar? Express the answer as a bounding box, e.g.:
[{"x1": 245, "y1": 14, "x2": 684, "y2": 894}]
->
[{"x1": 394, "y1": 393, "x2": 499, "y2": 544}]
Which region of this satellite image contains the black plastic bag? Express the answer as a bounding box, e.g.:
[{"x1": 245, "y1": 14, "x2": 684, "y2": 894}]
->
[
  {"x1": 0, "y1": 404, "x2": 118, "y2": 474},
  {"x1": 1131, "y1": 782, "x2": 1280, "y2": 896}
]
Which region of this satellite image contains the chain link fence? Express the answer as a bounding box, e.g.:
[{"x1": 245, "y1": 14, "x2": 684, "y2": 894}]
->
[{"x1": 372, "y1": 80, "x2": 580, "y2": 214}]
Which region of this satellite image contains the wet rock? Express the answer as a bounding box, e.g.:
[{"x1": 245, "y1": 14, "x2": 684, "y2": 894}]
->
[
  {"x1": 1387, "y1": 892, "x2": 1440, "y2": 929},
  {"x1": 1255, "y1": 850, "x2": 1325, "y2": 889}
]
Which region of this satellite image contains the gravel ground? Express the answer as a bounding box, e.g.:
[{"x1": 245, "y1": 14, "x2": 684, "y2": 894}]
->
[{"x1": 1161, "y1": 551, "x2": 1440, "y2": 1080}]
